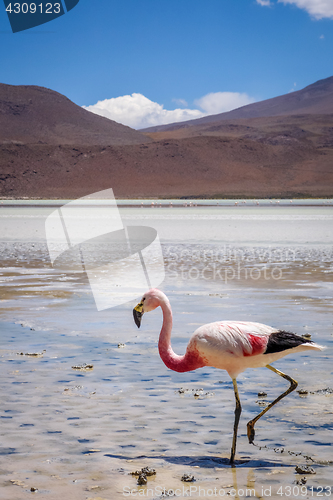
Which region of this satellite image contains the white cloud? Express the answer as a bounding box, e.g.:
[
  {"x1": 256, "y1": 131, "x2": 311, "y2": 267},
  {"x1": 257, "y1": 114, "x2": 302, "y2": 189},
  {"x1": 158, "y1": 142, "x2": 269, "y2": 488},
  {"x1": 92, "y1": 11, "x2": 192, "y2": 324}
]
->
[
  {"x1": 256, "y1": 0, "x2": 333, "y2": 18},
  {"x1": 172, "y1": 98, "x2": 188, "y2": 107},
  {"x1": 320, "y1": 34, "x2": 325, "y2": 38},
  {"x1": 84, "y1": 91, "x2": 256, "y2": 130},
  {"x1": 83, "y1": 93, "x2": 203, "y2": 129},
  {"x1": 278, "y1": 0, "x2": 333, "y2": 19},
  {"x1": 256, "y1": 0, "x2": 272, "y2": 6},
  {"x1": 194, "y1": 92, "x2": 255, "y2": 115},
  {"x1": 288, "y1": 82, "x2": 297, "y2": 92}
]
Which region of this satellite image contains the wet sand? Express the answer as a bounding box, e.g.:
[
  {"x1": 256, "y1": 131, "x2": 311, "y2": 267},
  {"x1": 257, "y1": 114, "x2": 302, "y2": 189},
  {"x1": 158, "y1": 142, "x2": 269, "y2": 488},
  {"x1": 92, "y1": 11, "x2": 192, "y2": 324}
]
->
[{"x1": 0, "y1": 203, "x2": 332, "y2": 499}]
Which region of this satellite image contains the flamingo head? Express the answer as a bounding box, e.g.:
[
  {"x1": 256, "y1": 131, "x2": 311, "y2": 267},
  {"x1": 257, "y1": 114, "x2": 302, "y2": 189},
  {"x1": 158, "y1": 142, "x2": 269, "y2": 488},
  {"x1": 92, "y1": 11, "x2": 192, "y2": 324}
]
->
[{"x1": 133, "y1": 289, "x2": 162, "y2": 328}]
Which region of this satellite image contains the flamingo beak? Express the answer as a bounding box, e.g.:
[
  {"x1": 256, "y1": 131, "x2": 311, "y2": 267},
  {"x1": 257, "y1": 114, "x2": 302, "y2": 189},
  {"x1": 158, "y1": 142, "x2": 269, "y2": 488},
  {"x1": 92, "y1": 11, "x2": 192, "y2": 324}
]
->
[{"x1": 133, "y1": 302, "x2": 144, "y2": 328}]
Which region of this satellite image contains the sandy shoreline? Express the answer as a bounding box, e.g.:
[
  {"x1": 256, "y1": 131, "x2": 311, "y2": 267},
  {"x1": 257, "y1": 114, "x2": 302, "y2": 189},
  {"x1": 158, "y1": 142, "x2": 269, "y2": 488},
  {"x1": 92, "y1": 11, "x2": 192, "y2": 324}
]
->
[{"x1": 1, "y1": 197, "x2": 333, "y2": 203}]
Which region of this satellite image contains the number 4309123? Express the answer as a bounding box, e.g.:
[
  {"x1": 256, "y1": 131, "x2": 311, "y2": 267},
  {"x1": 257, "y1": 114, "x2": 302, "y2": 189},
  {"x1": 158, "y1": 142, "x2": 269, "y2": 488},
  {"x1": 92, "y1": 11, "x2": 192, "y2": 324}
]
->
[
  {"x1": 276, "y1": 485, "x2": 332, "y2": 496},
  {"x1": 6, "y1": 3, "x2": 61, "y2": 14}
]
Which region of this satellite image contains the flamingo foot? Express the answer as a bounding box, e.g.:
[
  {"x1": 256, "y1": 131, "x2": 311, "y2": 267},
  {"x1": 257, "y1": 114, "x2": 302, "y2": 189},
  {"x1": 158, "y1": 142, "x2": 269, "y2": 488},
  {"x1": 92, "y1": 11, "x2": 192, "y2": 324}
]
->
[{"x1": 247, "y1": 422, "x2": 255, "y2": 444}]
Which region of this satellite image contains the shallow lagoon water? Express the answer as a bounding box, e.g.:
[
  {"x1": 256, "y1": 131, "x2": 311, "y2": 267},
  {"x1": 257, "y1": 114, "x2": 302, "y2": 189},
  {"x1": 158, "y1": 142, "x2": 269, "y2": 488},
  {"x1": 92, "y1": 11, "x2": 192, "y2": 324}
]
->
[{"x1": 0, "y1": 202, "x2": 332, "y2": 499}]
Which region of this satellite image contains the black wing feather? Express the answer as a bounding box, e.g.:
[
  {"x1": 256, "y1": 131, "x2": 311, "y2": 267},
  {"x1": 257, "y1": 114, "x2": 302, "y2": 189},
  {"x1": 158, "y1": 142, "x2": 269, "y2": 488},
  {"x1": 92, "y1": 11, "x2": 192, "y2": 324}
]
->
[{"x1": 264, "y1": 330, "x2": 313, "y2": 354}]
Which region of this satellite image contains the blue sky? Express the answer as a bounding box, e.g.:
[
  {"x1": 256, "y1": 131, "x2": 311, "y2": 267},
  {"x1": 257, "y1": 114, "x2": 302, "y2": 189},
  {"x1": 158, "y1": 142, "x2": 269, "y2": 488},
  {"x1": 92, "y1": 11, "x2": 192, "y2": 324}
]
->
[{"x1": 1, "y1": 0, "x2": 333, "y2": 128}]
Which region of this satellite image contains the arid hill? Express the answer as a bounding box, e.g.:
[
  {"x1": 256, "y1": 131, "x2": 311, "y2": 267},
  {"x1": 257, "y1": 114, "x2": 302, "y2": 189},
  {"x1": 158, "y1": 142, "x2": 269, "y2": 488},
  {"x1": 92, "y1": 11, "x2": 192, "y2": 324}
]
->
[
  {"x1": 142, "y1": 76, "x2": 333, "y2": 133},
  {"x1": 0, "y1": 83, "x2": 150, "y2": 146},
  {"x1": 1, "y1": 80, "x2": 333, "y2": 198}
]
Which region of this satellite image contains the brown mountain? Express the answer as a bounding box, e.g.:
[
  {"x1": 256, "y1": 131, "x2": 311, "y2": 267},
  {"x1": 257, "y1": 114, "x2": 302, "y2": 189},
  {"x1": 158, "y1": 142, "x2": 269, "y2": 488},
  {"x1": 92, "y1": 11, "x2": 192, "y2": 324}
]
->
[
  {"x1": 142, "y1": 76, "x2": 333, "y2": 133},
  {"x1": 1, "y1": 80, "x2": 333, "y2": 199},
  {"x1": 0, "y1": 83, "x2": 150, "y2": 146}
]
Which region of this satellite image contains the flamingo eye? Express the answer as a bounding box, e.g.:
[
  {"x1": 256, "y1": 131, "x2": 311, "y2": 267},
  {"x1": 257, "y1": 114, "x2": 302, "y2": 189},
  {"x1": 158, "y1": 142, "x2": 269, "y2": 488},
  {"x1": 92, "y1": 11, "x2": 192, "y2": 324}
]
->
[{"x1": 142, "y1": 297, "x2": 145, "y2": 302}]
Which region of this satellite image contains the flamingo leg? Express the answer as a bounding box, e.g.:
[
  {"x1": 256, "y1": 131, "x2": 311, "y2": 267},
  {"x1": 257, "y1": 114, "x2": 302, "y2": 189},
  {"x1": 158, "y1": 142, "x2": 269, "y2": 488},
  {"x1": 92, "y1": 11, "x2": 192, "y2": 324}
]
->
[
  {"x1": 247, "y1": 364, "x2": 298, "y2": 444},
  {"x1": 230, "y1": 378, "x2": 242, "y2": 465}
]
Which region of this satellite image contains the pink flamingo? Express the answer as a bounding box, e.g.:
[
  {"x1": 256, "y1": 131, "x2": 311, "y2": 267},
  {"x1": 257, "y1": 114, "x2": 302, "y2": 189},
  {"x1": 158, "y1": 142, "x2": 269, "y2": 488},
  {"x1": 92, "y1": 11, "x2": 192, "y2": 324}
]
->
[{"x1": 133, "y1": 289, "x2": 324, "y2": 464}]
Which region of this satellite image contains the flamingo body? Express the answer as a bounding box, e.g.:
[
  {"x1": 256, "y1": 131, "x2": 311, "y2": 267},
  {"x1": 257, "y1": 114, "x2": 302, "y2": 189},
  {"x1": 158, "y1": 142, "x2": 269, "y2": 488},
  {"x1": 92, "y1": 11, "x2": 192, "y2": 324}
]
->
[
  {"x1": 133, "y1": 288, "x2": 324, "y2": 463},
  {"x1": 184, "y1": 320, "x2": 321, "y2": 378}
]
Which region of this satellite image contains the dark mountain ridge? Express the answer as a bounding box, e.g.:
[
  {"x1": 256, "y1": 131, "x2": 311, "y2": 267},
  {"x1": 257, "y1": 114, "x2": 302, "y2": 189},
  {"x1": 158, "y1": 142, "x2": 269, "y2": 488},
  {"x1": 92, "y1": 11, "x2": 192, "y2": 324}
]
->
[
  {"x1": 142, "y1": 76, "x2": 333, "y2": 133},
  {"x1": 0, "y1": 83, "x2": 150, "y2": 146}
]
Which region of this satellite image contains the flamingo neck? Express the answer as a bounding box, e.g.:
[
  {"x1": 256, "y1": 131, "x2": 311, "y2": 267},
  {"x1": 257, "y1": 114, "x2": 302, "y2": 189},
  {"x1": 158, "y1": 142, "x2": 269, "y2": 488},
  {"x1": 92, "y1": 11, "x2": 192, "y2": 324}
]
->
[{"x1": 157, "y1": 295, "x2": 206, "y2": 373}]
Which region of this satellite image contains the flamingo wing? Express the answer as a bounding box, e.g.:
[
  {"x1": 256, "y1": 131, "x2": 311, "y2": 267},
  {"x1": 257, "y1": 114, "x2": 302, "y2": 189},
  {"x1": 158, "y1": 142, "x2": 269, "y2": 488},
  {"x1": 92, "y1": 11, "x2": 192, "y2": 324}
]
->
[
  {"x1": 192, "y1": 321, "x2": 274, "y2": 356},
  {"x1": 188, "y1": 321, "x2": 321, "y2": 377}
]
